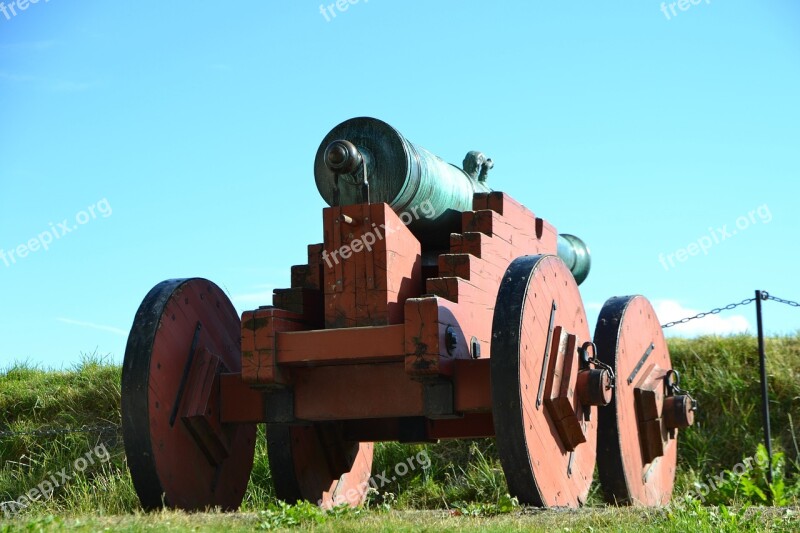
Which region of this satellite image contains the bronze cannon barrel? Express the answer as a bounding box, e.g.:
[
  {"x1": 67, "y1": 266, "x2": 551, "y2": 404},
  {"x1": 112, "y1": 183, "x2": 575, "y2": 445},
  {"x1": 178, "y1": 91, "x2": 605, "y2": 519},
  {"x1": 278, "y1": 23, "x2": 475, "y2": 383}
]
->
[
  {"x1": 313, "y1": 117, "x2": 591, "y2": 284},
  {"x1": 314, "y1": 117, "x2": 490, "y2": 247}
]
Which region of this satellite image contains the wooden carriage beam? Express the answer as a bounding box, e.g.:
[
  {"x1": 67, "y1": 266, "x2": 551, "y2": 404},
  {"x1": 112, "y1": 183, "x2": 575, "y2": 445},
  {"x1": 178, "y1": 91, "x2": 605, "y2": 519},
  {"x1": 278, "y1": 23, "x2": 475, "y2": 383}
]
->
[{"x1": 219, "y1": 357, "x2": 493, "y2": 426}]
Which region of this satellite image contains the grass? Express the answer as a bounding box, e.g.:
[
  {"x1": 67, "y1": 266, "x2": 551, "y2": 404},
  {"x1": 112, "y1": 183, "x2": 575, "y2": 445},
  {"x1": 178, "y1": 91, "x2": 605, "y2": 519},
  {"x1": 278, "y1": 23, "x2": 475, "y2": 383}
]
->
[
  {"x1": 0, "y1": 355, "x2": 139, "y2": 517},
  {"x1": 1, "y1": 335, "x2": 800, "y2": 530},
  {"x1": 2, "y1": 506, "x2": 800, "y2": 532},
  {"x1": 669, "y1": 335, "x2": 800, "y2": 501}
]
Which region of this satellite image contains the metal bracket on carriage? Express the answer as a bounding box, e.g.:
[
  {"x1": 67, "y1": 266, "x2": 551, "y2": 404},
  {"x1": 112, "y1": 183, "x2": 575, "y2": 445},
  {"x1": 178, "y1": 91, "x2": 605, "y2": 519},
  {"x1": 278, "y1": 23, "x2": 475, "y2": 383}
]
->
[
  {"x1": 174, "y1": 346, "x2": 233, "y2": 467},
  {"x1": 663, "y1": 370, "x2": 697, "y2": 432},
  {"x1": 542, "y1": 326, "x2": 586, "y2": 451},
  {"x1": 542, "y1": 334, "x2": 616, "y2": 452},
  {"x1": 633, "y1": 364, "x2": 697, "y2": 465},
  {"x1": 576, "y1": 341, "x2": 615, "y2": 417}
]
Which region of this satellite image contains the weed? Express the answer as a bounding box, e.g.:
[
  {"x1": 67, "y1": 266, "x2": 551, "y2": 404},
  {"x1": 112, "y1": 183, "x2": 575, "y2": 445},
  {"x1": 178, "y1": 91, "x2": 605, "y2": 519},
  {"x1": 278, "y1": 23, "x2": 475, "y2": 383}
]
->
[
  {"x1": 451, "y1": 494, "x2": 519, "y2": 517},
  {"x1": 255, "y1": 500, "x2": 363, "y2": 530}
]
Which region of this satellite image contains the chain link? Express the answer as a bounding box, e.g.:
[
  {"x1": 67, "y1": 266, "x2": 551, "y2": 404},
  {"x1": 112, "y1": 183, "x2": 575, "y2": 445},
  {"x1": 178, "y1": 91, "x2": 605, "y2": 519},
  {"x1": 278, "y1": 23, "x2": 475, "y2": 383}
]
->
[
  {"x1": 0, "y1": 424, "x2": 121, "y2": 440},
  {"x1": 661, "y1": 298, "x2": 757, "y2": 329},
  {"x1": 578, "y1": 341, "x2": 616, "y2": 386},
  {"x1": 665, "y1": 370, "x2": 699, "y2": 412},
  {"x1": 766, "y1": 294, "x2": 800, "y2": 308}
]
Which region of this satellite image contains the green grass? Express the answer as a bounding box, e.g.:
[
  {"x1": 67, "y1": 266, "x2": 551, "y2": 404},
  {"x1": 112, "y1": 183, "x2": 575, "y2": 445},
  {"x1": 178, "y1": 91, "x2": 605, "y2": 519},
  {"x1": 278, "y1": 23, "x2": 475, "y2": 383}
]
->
[
  {"x1": 0, "y1": 355, "x2": 138, "y2": 517},
  {"x1": 2, "y1": 506, "x2": 800, "y2": 532},
  {"x1": 2, "y1": 335, "x2": 800, "y2": 530},
  {"x1": 669, "y1": 335, "x2": 800, "y2": 502}
]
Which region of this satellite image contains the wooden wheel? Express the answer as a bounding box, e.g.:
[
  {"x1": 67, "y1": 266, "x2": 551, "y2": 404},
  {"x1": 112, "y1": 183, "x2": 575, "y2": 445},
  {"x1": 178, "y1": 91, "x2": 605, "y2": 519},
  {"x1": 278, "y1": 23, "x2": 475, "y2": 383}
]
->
[
  {"x1": 267, "y1": 424, "x2": 373, "y2": 508},
  {"x1": 122, "y1": 278, "x2": 257, "y2": 511},
  {"x1": 491, "y1": 255, "x2": 597, "y2": 507},
  {"x1": 594, "y1": 295, "x2": 684, "y2": 506}
]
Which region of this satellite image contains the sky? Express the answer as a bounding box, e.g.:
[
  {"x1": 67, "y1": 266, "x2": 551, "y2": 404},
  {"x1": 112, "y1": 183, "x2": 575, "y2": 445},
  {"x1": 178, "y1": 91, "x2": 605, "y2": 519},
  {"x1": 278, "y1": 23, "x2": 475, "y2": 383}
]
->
[{"x1": 0, "y1": 0, "x2": 798, "y2": 369}]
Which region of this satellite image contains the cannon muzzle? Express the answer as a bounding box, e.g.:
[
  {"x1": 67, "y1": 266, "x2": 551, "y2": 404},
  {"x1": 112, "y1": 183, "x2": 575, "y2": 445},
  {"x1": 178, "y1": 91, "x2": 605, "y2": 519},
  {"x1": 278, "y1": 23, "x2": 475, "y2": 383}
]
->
[
  {"x1": 324, "y1": 140, "x2": 363, "y2": 175},
  {"x1": 314, "y1": 117, "x2": 591, "y2": 284}
]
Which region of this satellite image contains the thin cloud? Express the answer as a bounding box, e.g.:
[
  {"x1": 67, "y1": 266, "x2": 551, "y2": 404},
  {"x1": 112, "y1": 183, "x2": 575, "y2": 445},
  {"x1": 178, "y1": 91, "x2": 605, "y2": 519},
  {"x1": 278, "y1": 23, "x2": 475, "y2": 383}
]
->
[
  {"x1": 654, "y1": 299, "x2": 750, "y2": 337},
  {"x1": 584, "y1": 302, "x2": 604, "y2": 311},
  {"x1": 0, "y1": 70, "x2": 37, "y2": 82},
  {"x1": 0, "y1": 40, "x2": 59, "y2": 51},
  {"x1": 50, "y1": 79, "x2": 94, "y2": 92},
  {"x1": 231, "y1": 285, "x2": 276, "y2": 308},
  {"x1": 0, "y1": 70, "x2": 95, "y2": 91},
  {"x1": 57, "y1": 318, "x2": 127, "y2": 337}
]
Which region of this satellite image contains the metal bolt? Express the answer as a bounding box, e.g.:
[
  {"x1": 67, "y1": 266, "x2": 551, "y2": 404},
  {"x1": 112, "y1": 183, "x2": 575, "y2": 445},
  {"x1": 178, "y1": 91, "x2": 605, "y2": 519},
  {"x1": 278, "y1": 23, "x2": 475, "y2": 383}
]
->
[
  {"x1": 470, "y1": 337, "x2": 481, "y2": 359},
  {"x1": 445, "y1": 326, "x2": 458, "y2": 355}
]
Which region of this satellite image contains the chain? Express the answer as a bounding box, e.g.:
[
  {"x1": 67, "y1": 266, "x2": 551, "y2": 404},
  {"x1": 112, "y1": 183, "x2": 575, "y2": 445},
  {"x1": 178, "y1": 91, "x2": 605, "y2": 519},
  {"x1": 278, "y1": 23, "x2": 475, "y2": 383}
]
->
[
  {"x1": 661, "y1": 298, "x2": 757, "y2": 329},
  {"x1": 766, "y1": 293, "x2": 800, "y2": 308},
  {"x1": 0, "y1": 424, "x2": 121, "y2": 440},
  {"x1": 665, "y1": 370, "x2": 698, "y2": 411},
  {"x1": 660, "y1": 291, "x2": 798, "y2": 329},
  {"x1": 579, "y1": 341, "x2": 616, "y2": 386}
]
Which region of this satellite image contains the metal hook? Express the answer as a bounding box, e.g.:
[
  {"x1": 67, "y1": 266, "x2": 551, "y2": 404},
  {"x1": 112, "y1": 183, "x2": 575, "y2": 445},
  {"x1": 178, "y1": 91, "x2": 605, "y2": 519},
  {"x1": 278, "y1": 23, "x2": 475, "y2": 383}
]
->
[{"x1": 579, "y1": 341, "x2": 616, "y2": 388}]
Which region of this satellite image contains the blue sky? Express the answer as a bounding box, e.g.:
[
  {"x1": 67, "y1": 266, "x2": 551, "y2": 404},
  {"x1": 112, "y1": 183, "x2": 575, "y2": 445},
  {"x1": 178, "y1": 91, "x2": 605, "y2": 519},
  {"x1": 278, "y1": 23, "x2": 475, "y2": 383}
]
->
[{"x1": 1, "y1": 0, "x2": 798, "y2": 368}]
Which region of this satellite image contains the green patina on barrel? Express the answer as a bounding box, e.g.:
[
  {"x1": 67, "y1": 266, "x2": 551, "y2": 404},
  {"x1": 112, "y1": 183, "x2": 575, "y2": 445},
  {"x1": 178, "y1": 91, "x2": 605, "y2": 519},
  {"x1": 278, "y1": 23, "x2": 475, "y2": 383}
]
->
[
  {"x1": 557, "y1": 234, "x2": 591, "y2": 286},
  {"x1": 313, "y1": 116, "x2": 591, "y2": 284},
  {"x1": 314, "y1": 117, "x2": 490, "y2": 248}
]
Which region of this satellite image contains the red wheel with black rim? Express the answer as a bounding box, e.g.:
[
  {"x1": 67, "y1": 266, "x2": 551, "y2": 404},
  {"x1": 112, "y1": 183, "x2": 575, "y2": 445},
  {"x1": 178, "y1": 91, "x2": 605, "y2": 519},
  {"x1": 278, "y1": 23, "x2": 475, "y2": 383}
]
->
[
  {"x1": 268, "y1": 424, "x2": 374, "y2": 508},
  {"x1": 491, "y1": 255, "x2": 597, "y2": 507},
  {"x1": 122, "y1": 278, "x2": 256, "y2": 511},
  {"x1": 594, "y1": 295, "x2": 683, "y2": 506}
]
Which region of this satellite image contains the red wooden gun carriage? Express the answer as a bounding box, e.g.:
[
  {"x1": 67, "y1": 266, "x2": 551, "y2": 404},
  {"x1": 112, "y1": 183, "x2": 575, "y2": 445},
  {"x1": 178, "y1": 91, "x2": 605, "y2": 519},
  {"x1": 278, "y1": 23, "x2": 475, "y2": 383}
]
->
[{"x1": 121, "y1": 117, "x2": 696, "y2": 510}]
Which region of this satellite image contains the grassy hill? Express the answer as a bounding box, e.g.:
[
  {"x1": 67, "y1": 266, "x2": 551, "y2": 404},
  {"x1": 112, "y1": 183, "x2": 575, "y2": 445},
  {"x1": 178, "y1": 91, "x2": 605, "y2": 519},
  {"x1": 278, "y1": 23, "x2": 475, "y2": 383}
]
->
[{"x1": 1, "y1": 335, "x2": 799, "y2": 530}]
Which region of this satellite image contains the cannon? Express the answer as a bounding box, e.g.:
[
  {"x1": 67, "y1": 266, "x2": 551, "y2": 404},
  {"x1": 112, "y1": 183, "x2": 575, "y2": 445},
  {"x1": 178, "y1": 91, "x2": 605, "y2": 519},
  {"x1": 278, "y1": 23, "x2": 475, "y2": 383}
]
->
[{"x1": 121, "y1": 117, "x2": 696, "y2": 510}]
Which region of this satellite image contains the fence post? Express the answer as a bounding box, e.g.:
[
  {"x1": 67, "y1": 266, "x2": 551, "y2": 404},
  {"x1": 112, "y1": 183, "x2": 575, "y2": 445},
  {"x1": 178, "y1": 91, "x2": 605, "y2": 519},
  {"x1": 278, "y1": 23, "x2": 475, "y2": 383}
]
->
[{"x1": 755, "y1": 289, "x2": 773, "y2": 486}]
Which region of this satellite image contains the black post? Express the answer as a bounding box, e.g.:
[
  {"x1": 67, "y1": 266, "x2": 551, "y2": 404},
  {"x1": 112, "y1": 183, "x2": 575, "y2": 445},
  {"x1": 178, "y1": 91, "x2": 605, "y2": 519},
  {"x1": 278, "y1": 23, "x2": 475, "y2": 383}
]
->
[{"x1": 755, "y1": 289, "x2": 773, "y2": 485}]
